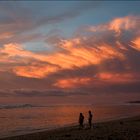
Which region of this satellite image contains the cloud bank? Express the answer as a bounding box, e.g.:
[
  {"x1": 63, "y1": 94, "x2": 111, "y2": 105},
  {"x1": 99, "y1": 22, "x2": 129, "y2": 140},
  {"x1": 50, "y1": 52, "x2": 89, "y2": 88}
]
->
[{"x1": 0, "y1": 15, "x2": 140, "y2": 97}]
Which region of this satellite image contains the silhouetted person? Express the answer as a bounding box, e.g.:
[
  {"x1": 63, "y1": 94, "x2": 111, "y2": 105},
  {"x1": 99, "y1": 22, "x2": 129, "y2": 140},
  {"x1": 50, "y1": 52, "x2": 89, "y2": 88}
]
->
[
  {"x1": 88, "y1": 110, "x2": 93, "y2": 129},
  {"x1": 79, "y1": 113, "x2": 84, "y2": 129}
]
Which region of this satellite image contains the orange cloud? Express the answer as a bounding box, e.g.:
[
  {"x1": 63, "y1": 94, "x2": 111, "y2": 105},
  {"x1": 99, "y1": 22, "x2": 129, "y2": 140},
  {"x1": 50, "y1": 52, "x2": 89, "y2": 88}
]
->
[
  {"x1": 0, "y1": 41, "x2": 125, "y2": 78},
  {"x1": 47, "y1": 46, "x2": 119, "y2": 70},
  {"x1": 97, "y1": 72, "x2": 137, "y2": 83},
  {"x1": 54, "y1": 72, "x2": 140, "y2": 88},
  {"x1": 131, "y1": 37, "x2": 140, "y2": 51},
  {"x1": 0, "y1": 43, "x2": 34, "y2": 58},
  {"x1": 89, "y1": 15, "x2": 139, "y2": 36},
  {"x1": 54, "y1": 77, "x2": 91, "y2": 88},
  {"x1": 0, "y1": 15, "x2": 139, "y2": 80},
  {"x1": 13, "y1": 65, "x2": 59, "y2": 78},
  {"x1": 109, "y1": 16, "x2": 137, "y2": 35}
]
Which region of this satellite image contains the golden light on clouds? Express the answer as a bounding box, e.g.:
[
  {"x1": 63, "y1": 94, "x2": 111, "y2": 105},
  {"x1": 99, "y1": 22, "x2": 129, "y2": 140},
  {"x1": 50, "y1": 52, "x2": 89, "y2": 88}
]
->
[
  {"x1": 54, "y1": 77, "x2": 91, "y2": 88},
  {"x1": 1, "y1": 42, "x2": 125, "y2": 78},
  {"x1": 97, "y1": 72, "x2": 135, "y2": 83},
  {"x1": 88, "y1": 16, "x2": 138, "y2": 36},
  {"x1": 54, "y1": 72, "x2": 139, "y2": 88},
  {"x1": 131, "y1": 37, "x2": 140, "y2": 51},
  {"x1": 0, "y1": 15, "x2": 139, "y2": 85},
  {"x1": 13, "y1": 65, "x2": 59, "y2": 78},
  {"x1": 109, "y1": 16, "x2": 137, "y2": 35}
]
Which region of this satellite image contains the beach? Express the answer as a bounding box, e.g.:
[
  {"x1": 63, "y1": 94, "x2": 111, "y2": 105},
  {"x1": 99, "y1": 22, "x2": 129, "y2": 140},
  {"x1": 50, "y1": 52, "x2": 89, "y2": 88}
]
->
[{"x1": 1, "y1": 115, "x2": 140, "y2": 140}]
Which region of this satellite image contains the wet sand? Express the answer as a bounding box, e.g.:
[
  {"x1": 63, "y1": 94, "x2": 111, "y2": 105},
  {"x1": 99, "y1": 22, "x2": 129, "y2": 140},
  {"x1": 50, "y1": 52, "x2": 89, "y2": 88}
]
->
[{"x1": 1, "y1": 116, "x2": 140, "y2": 140}]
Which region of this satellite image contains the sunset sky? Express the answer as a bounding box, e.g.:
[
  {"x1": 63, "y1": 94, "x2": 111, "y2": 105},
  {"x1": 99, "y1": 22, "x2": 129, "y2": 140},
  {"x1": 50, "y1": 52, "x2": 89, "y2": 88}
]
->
[{"x1": 0, "y1": 1, "x2": 140, "y2": 105}]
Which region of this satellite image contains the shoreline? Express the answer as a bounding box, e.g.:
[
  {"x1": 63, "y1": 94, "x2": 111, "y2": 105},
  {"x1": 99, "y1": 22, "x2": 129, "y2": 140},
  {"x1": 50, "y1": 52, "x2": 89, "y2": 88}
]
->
[
  {"x1": 0, "y1": 114, "x2": 138, "y2": 139},
  {"x1": 1, "y1": 115, "x2": 140, "y2": 140}
]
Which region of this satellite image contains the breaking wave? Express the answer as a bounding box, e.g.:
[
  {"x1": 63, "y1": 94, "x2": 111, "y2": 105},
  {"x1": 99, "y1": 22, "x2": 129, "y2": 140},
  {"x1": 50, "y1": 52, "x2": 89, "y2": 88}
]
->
[{"x1": 0, "y1": 104, "x2": 36, "y2": 109}]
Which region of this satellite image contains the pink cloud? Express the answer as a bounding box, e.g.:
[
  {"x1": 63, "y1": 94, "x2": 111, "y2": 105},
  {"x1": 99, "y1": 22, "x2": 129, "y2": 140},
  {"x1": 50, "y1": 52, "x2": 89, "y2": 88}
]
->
[
  {"x1": 88, "y1": 15, "x2": 139, "y2": 36},
  {"x1": 0, "y1": 15, "x2": 139, "y2": 92},
  {"x1": 131, "y1": 37, "x2": 140, "y2": 51}
]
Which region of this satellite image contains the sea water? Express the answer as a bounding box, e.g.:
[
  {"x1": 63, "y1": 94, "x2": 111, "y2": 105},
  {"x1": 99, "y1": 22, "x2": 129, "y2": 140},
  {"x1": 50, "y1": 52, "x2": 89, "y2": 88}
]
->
[{"x1": 0, "y1": 104, "x2": 140, "y2": 138}]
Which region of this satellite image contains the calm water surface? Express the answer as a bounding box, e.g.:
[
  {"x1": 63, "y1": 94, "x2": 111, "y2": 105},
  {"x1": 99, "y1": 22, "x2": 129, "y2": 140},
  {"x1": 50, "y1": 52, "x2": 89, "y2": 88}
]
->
[{"x1": 0, "y1": 104, "x2": 140, "y2": 138}]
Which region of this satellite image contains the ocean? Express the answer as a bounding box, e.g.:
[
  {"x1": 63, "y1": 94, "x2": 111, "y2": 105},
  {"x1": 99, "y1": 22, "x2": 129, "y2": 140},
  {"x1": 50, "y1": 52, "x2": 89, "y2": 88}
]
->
[{"x1": 0, "y1": 104, "x2": 140, "y2": 138}]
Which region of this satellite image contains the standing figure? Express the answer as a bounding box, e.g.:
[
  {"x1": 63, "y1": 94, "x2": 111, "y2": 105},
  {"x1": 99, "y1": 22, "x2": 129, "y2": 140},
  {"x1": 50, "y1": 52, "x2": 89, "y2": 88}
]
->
[
  {"x1": 88, "y1": 110, "x2": 93, "y2": 129},
  {"x1": 79, "y1": 113, "x2": 84, "y2": 129}
]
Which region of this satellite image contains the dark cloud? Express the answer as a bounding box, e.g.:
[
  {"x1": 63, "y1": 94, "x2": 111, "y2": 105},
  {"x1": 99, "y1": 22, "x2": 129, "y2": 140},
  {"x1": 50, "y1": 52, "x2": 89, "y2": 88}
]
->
[
  {"x1": 0, "y1": 88, "x2": 90, "y2": 97},
  {"x1": 0, "y1": 1, "x2": 100, "y2": 46}
]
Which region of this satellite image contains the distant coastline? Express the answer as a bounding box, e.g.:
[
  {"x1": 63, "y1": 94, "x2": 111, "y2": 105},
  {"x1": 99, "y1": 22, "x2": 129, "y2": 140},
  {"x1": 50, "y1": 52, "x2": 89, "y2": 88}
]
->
[{"x1": 127, "y1": 101, "x2": 140, "y2": 104}]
